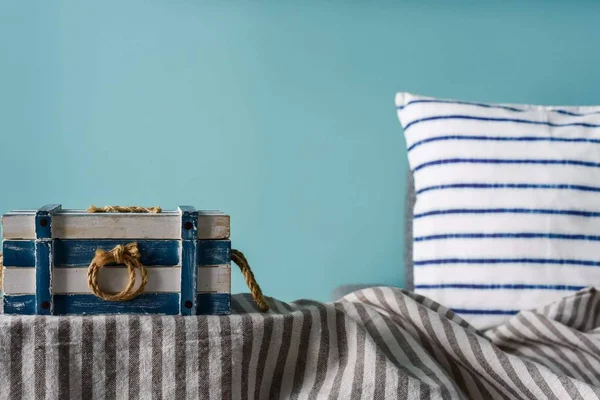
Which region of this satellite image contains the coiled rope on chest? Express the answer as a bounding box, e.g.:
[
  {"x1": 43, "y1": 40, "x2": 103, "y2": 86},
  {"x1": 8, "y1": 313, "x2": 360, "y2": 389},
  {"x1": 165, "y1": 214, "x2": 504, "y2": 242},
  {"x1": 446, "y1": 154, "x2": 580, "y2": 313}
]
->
[
  {"x1": 87, "y1": 242, "x2": 148, "y2": 302},
  {"x1": 86, "y1": 205, "x2": 269, "y2": 311}
]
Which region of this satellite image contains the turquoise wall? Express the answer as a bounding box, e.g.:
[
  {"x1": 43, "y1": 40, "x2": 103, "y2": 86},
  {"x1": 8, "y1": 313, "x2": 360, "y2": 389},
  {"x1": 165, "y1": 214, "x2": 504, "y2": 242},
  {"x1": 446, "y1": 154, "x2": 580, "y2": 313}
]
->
[{"x1": 2, "y1": 1, "x2": 600, "y2": 302}]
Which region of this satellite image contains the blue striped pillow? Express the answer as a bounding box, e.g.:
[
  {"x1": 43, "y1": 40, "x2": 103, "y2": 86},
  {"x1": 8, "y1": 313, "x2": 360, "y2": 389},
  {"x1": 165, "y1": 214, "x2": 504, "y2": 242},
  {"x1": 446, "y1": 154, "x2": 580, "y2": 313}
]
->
[{"x1": 395, "y1": 93, "x2": 600, "y2": 329}]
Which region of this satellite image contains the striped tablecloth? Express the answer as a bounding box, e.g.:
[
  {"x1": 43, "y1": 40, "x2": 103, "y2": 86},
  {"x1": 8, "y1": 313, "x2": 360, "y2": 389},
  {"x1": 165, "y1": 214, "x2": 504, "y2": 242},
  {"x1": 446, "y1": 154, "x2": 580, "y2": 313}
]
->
[{"x1": 1, "y1": 287, "x2": 599, "y2": 399}]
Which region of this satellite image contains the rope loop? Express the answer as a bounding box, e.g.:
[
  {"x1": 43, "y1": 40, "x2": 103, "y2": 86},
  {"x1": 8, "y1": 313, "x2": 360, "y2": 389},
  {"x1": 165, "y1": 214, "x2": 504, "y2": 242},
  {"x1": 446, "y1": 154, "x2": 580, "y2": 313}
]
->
[
  {"x1": 231, "y1": 249, "x2": 269, "y2": 311},
  {"x1": 87, "y1": 243, "x2": 148, "y2": 301},
  {"x1": 87, "y1": 205, "x2": 162, "y2": 213}
]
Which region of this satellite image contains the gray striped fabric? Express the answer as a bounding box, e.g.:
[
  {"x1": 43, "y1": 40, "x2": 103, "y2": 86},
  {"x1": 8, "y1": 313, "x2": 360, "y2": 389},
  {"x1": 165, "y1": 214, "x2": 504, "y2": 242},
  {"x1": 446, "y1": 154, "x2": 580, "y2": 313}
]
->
[{"x1": 1, "y1": 287, "x2": 599, "y2": 399}]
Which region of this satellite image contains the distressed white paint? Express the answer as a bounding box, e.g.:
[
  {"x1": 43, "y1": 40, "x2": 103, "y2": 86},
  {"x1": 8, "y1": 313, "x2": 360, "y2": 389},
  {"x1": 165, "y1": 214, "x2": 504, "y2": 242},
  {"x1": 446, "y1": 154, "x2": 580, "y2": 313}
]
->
[
  {"x1": 1, "y1": 265, "x2": 231, "y2": 294},
  {"x1": 1, "y1": 210, "x2": 230, "y2": 240},
  {"x1": 2, "y1": 268, "x2": 36, "y2": 293},
  {"x1": 197, "y1": 265, "x2": 231, "y2": 292}
]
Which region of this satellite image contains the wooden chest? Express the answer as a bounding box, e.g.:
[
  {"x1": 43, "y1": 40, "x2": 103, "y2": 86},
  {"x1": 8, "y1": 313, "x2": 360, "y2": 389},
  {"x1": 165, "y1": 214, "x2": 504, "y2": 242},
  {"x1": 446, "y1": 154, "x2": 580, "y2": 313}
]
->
[{"x1": 1, "y1": 205, "x2": 231, "y2": 315}]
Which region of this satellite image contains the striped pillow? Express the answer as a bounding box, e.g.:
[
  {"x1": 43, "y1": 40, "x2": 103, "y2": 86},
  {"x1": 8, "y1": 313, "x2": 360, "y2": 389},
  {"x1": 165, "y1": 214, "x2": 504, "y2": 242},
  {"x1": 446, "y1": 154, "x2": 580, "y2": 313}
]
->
[{"x1": 395, "y1": 92, "x2": 600, "y2": 329}]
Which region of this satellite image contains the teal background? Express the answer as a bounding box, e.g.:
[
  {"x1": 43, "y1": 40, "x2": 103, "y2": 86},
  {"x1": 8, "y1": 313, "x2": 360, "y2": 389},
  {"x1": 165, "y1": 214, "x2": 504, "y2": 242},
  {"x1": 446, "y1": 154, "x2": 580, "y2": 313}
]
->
[{"x1": 2, "y1": 1, "x2": 600, "y2": 302}]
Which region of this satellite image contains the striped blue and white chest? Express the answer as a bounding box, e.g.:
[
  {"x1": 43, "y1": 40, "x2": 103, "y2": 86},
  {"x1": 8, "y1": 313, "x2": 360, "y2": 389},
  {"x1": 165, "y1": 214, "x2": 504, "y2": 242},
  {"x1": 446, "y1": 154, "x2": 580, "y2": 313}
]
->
[{"x1": 1, "y1": 205, "x2": 231, "y2": 315}]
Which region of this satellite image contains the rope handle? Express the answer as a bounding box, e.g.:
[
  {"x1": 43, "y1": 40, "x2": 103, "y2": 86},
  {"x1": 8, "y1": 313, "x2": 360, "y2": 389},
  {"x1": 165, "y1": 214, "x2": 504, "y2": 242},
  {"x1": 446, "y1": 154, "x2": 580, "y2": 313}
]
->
[
  {"x1": 231, "y1": 249, "x2": 269, "y2": 312},
  {"x1": 87, "y1": 243, "x2": 148, "y2": 301},
  {"x1": 87, "y1": 205, "x2": 162, "y2": 213}
]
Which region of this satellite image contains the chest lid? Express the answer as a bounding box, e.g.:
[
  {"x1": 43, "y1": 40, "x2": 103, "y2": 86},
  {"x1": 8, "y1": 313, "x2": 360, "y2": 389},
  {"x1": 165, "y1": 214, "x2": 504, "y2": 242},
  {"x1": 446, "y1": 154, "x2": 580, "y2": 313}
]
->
[{"x1": 1, "y1": 205, "x2": 229, "y2": 240}]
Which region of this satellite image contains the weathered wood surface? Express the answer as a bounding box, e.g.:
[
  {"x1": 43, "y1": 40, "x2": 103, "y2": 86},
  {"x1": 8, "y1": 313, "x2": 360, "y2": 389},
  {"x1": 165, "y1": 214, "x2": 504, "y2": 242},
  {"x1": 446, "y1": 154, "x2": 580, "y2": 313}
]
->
[
  {"x1": 1, "y1": 206, "x2": 233, "y2": 315},
  {"x1": 2, "y1": 265, "x2": 231, "y2": 294},
  {"x1": 1, "y1": 240, "x2": 34, "y2": 266},
  {"x1": 2, "y1": 239, "x2": 231, "y2": 267},
  {"x1": 179, "y1": 206, "x2": 199, "y2": 315},
  {"x1": 196, "y1": 293, "x2": 230, "y2": 315},
  {"x1": 34, "y1": 205, "x2": 61, "y2": 315},
  {"x1": 3, "y1": 293, "x2": 230, "y2": 315},
  {"x1": 2, "y1": 210, "x2": 230, "y2": 240}
]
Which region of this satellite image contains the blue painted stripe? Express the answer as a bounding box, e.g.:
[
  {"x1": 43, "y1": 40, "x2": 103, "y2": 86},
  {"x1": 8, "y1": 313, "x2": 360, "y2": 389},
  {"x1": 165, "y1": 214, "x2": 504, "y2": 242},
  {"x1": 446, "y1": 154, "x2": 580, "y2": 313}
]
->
[
  {"x1": 196, "y1": 293, "x2": 230, "y2": 315},
  {"x1": 415, "y1": 283, "x2": 585, "y2": 291},
  {"x1": 414, "y1": 232, "x2": 600, "y2": 242},
  {"x1": 53, "y1": 240, "x2": 180, "y2": 266},
  {"x1": 417, "y1": 183, "x2": 600, "y2": 195},
  {"x1": 35, "y1": 240, "x2": 53, "y2": 314},
  {"x1": 403, "y1": 115, "x2": 600, "y2": 132},
  {"x1": 3, "y1": 293, "x2": 231, "y2": 315},
  {"x1": 414, "y1": 258, "x2": 600, "y2": 267},
  {"x1": 2, "y1": 240, "x2": 35, "y2": 266},
  {"x1": 197, "y1": 240, "x2": 231, "y2": 266},
  {"x1": 181, "y1": 241, "x2": 198, "y2": 315},
  {"x1": 3, "y1": 294, "x2": 36, "y2": 314},
  {"x1": 397, "y1": 99, "x2": 600, "y2": 117},
  {"x1": 179, "y1": 206, "x2": 198, "y2": 240},
  {"x1": 35, "y1": 204, "x2": 61, "y2": 239},
  {"x1": 53, "y1": 293, "x2": 181, "y2": 315},
  {"x1": 452, "y1": 308, "x2": 519, "y2": 316},
  {"x1": 414, "y1": 158, "x2": 600, "y2": 172},
  {"x1": 34, "y1": 205, "x2": 59, "y2": 315},
  {"x1": 180, "y1": 206, "x2": 199, "y2": 315},
  {"x1": 407, "y1": 135, "x2": 600, "y2": 152},
  {"x1": 414, "y1": 208, "x2": 600, "y2": 219},
  {"x1": 2, "y1": 239, "x2": 231, "y2": 267}
]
